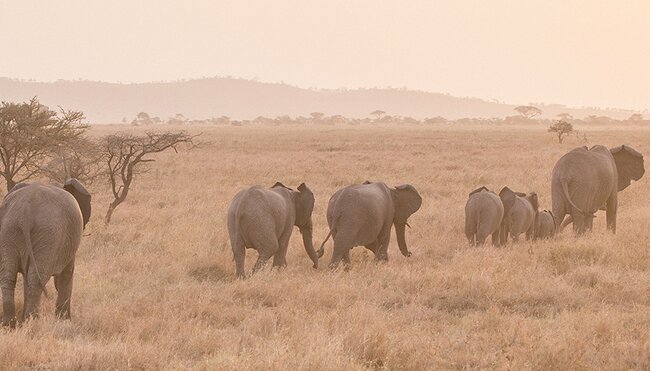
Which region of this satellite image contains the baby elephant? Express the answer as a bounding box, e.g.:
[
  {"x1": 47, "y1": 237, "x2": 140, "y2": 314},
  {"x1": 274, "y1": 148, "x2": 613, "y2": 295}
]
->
[
  {"x1": 227, "y1": 182, "x2": 319, "y2": 278},
  {"x1": 464, "y1": 186, "x2": 504, "y2": 246},
  {"x1": 536, "y1": 210, "x2": 556, "y2": 239},
  {"x1": 499, "y1": 187, "x2": 539, "y2": 243}
]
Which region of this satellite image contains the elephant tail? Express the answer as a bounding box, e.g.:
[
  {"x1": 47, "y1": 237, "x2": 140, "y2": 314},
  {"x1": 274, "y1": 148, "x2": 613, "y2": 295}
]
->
[
  {"x1": 21, "y1": 224, "x2": 50, "y2": 299},
  {"x1": 561, "y1": 181, "x2": 587, "y2": 216},
  {"x1": 316, "y1": 229, "x2": 332, "y2": 259}
]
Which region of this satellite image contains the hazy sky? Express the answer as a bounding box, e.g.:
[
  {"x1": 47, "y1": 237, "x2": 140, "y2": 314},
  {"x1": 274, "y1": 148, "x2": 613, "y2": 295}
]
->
[{"x1": 1, "y1": 1, "x2": 649, "y2": 110}]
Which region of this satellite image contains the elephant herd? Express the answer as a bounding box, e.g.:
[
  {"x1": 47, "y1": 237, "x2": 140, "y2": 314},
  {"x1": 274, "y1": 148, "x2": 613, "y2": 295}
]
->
[
  {"x1": 0, "y1": 143, "x2": 644, "y2": 328},
  {"x1": 466, "y1": 144, "x2": 645, "y2": 245},
  {"x1": 227, "y1": 181, "x2": 422, "y2": 278}
]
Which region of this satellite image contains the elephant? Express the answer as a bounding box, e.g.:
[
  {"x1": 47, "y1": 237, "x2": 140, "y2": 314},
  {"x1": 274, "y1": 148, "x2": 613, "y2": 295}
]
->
[
  {"x1": 499, "y1": 187, "x2": 538, "y2": 243},
  {"x1": 464, "y1": 186, "x2": 504, "y2": 246},
  {"x1": 535, "y1": 210, "x2": 556, "y2": 239},
  {"x1": 0, "y1": 179, "x2": 91, "y2": 328},
  {"x1": 317, "y1": 181, "x2": 422, "y2": 269},
  {"x1": 551, "y1": 145, "x2": 644, "y2": 234},
  {"x1": 227, "y1": 182, "x2": 319, "y2": 278}
]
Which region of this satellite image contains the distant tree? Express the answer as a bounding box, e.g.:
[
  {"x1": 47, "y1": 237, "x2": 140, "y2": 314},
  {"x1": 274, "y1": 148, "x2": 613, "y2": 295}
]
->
[
  {"x1": 548, "y1": 120, "x2": 574, "y2": 144},
  {"x1": 628, "y1": 113, "x2": 643, "y2": 121},
  {"x1": 132, "y1": 112, "x2": 153, "y2": 126},
  {"x1": 0, "y1": 97, "x2": 87, "y2": 191},
  {"x1": 423, "y1": 116, "x2": 447, "y2": 124},
  {"x1": 167, "y1": 113, "x2": 188, "y2": 125},
  {"x1": 100, "y1": 131, "x2": 196, "y2": 224},
  {"x1": 556, "y1": 113, "x2": 573, "y2": 121},
  {"x1": 370, "y1": 110, "x2": 386, "y2": 121},
  {"x1": 514, "y1": 105, "x2": 542, "y2": 119},
  {"x1": 310, "y1": 112, "x2": 325, "y2": 121}
]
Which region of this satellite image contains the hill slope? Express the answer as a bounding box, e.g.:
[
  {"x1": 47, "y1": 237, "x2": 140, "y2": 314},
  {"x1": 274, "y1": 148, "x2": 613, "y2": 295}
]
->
[{"x1": 0, "y1": 77, "x2": 637, "y2": 123}]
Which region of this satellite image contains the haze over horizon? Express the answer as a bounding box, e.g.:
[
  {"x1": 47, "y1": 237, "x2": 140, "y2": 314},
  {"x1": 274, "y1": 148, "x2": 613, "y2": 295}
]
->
[{"x1": 1, "y1": 1, "x2": 649, "y2": 111}]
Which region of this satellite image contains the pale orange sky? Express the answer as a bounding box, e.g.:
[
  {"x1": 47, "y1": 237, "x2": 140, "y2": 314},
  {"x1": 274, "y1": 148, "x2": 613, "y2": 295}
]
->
[{"x1": 1, "y1": 0, "x2": 649, "y2": 110}]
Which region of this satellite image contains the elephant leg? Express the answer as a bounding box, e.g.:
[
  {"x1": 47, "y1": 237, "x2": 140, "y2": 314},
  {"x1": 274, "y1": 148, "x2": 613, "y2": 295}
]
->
[
  {"x1": 54, "y1": 261, "x2": 75, "y2": 320},
  {"x1": 1, "y1": 270, "x2": 18, "y2": 328},
  {"x1": 525, "y1": 225, "x2": 534, "y2": 241},
  {"x1": 606, "y1": 194, "x2": 617, "y2": 233},
  {"x1": 464, "y1": 218, "x2": 475, "y2": 246},
  {"x1": 491, "y1": 230, "x2": 500, "y2": 247},
  {"x1": 374, "y1": 226, "x2": 392, "y2": 261},
  {"x1": 272, "y1": 236, "x2": 290, "y2": 268},
  {"x1": 342, "y1": 250, "x2": 351, "y2": 270},
  {"x1": 571, "y1": 212, "x2": 586, "y2": 235},
  {"x1": 22, "y1": 268, "x2": 45, "y2": 322},
  {"x1": 233, "y1": 241, "x2": 246, "y2": 279},
  {"x1": 476, "y1": 223, "x2": 493, "y2": 246},
  {"x1": 329, "y1": 236, "x2": 353, "y2": 270},
  {"x1": 252, "y1": 250, "x2": 274, "y2": 274},
  {"x1": 499, "y1": 224, "x2": 509, "y2": 245}
]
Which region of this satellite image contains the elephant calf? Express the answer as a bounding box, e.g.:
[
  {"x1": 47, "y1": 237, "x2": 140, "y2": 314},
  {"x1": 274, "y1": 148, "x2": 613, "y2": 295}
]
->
[
  {"x1": 535, "y1": 210, "x2": 556, "y2": 239},
  {"x1": 499, "y1": 187, "x2": 539, "y2": 243},
  {"x1": 0, "y1": 179, "x2": 91, "y2": 328},
  {"x1": 227, "y1": 182, "x2": 319, "y2": 278},
  {"x1": 317, "y1": 181, "x2": 422, "y2": 269},
  {"x1": 464, "y1": 186, "x2": 504, "y2": 246}
]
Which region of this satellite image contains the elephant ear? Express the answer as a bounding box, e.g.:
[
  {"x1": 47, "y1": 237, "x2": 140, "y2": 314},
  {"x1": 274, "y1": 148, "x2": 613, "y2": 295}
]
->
[
  {"x1": 272, "y1": 182, "x2": 293, "y2": 190},
  {"x1": 295, "y1": 183, "x2": 315, "y2": 228},
  {"x1": 469, "y1": 186, "x2": 489, "y2": 197},
  {"x1": 64, "y1": 178, "x2": 92, "y2": 229},
  {"x1": 525, "y1": 192, "x2": 539, "y2": 213},
  {"x1": 391, "y1": 184, "x2": 423, "y2": 223},
  {"x1": 611, "y1": 145, "x2": 645, "y2": 191},
  {"x1": 499, "y1": 187, "x2": 517, "y2": 216}
]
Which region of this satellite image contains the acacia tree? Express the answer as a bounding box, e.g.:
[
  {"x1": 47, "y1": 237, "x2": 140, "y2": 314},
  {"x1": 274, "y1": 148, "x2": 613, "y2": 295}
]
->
[
  {"x1": 370, "y1": 110, "x2": 386, "y2": 121},
  {"x1": 514, "y1": 105, "x2": 542, "y2": 119},
  {"x1": 548, "y1": 120, "x2": 573, "y2": 144},
  {"x1": 0, "y1": 97, "x2": 87, "y2": 191},
  {"x1": 101, "y1": 131, "x2": 196, "y2": 224}
]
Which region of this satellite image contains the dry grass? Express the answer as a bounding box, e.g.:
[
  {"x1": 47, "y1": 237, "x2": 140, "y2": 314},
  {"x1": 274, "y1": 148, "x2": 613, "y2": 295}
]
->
[{"x1": 1, "y1": 123, "x2": 649, "y2": 370}]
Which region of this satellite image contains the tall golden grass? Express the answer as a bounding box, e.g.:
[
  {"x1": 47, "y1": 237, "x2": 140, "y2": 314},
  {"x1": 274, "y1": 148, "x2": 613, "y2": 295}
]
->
[{"x1": 1, "y1": 123, "x2": 648, "y2": 369}]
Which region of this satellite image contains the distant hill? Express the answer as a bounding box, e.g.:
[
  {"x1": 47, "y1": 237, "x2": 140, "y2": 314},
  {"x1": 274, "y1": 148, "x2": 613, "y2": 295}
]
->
[{"x1": 0, "y1": 77, "x2": 639, "y2": 123}]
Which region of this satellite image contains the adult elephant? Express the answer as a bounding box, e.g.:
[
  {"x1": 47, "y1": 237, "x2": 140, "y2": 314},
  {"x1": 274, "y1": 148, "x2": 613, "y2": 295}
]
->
[
  {"x1": 551, "y1": 145, "x2": 644, "y2": 234},
  {"x1": 0, "y1": 179, "x2": 91, "y2": 328},
  {"x1": 317, "y1": 181, "x2": 422, "y2": 269},
  {"x1": 227, "y1": 182, "x2": 319, "y2": 278}
]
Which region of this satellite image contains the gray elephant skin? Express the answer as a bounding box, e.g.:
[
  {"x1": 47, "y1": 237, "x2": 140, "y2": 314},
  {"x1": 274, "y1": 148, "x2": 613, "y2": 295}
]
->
[
  {"x1": 0, "y1": 179, "x2": 91, "y2": 328},
  {"x1": 535, "y1": 210, "x2": 556, "y2": 239},
  {"x1": 227, "y1": 182, "x2": 319, "y2": 278},
  {"x1": 465, "y1": 186, "x2": 504, "y2": 246},
  {"x1": 499, "y1": 187, "x2": 538, "y2": 243},
  {"x1": 551, "y1": 145, "x2": 644, "y2": 234},
  {"x1": 317, "y1": 181, "x2": 422, "y2": 269}
]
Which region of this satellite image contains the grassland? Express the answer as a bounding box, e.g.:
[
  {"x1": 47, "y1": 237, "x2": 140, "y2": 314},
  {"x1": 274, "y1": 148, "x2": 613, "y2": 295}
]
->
[{"x1": 1, "y1": 123, "x2": 649, "y2": 370}]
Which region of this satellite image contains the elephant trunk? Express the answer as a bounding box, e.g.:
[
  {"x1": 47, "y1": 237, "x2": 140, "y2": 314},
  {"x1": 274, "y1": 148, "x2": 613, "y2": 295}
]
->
[
  {"x1": 300, "y1": 226, "x2": 319, "y2": 269},
  {"x1": 395, "y1": 222, "x2": 412, "y2": 257}
]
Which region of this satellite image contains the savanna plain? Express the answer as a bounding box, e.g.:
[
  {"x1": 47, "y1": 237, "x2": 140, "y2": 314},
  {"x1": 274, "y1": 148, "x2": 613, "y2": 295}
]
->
[{"x1": 1, "y1": 122, "x2": 649, "y2": 370}]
